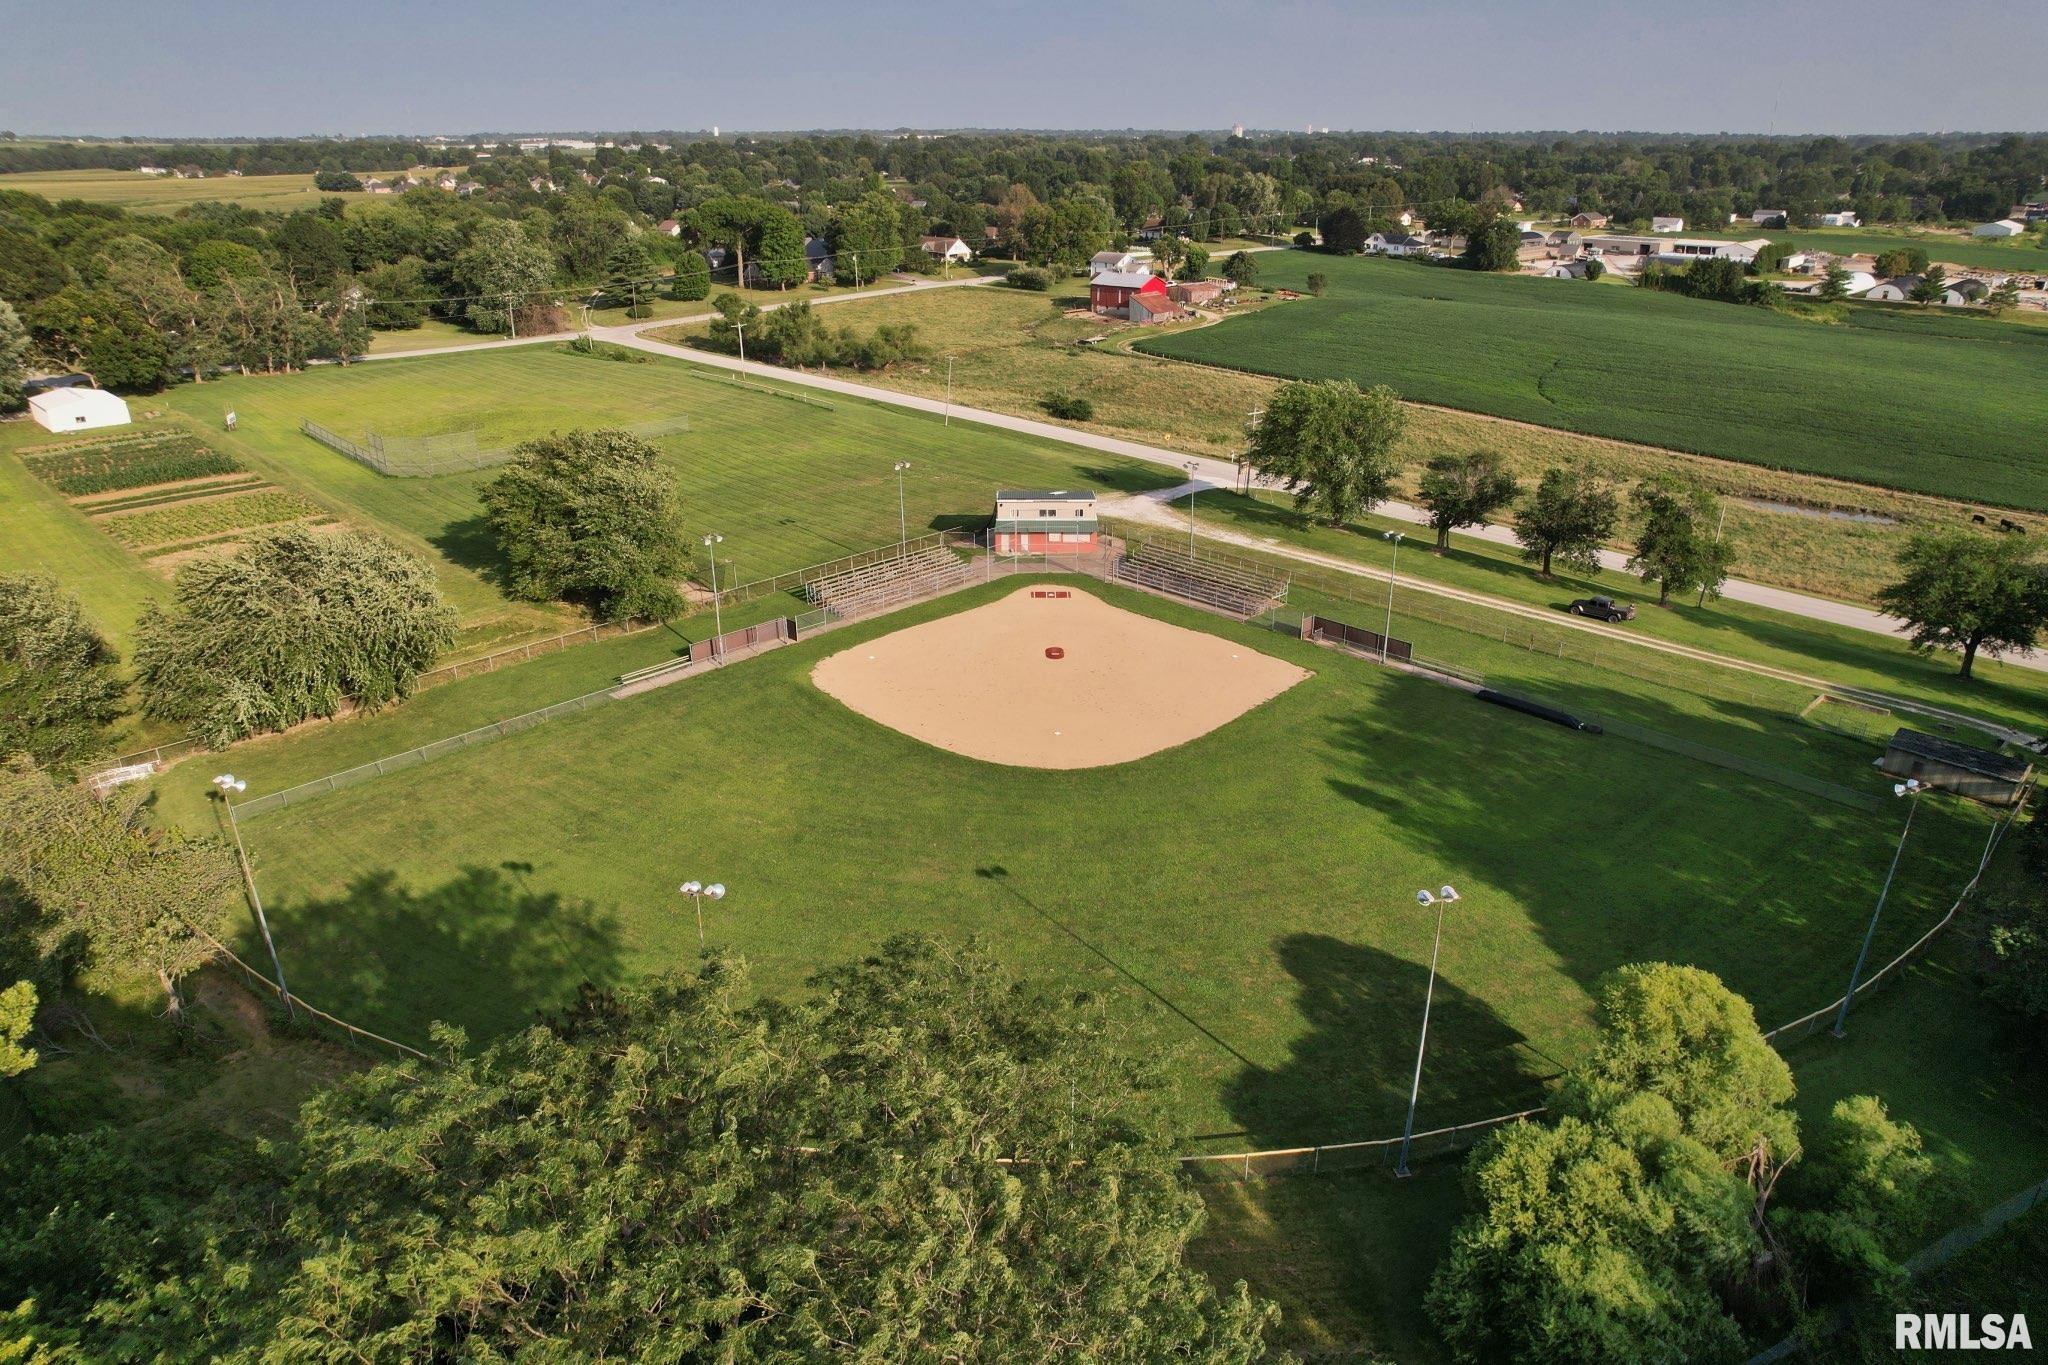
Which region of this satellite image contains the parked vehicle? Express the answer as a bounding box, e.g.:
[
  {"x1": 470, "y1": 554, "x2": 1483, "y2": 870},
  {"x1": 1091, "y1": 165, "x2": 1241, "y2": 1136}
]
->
[{"x1": 1567, "y1": 595, "x2": 1636, "y2": 622}]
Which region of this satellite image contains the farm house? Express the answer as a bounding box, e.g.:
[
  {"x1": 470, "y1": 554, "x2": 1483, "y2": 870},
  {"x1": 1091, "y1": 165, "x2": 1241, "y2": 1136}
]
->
[
  {"x1": 28, "y1": 387, "x2": 132, "y2": 432},
  {"x1": 991, "y1": 489, "x2": 1099, "y2": 555}
]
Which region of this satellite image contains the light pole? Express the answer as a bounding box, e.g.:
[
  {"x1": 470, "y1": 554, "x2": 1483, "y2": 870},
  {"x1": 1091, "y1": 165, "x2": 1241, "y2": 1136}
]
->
[
  {"x1": 1381, "y1": 531, "x2": 1404, "y2": 663},
  {"x1": 944, "y1": 354, "x2": 954, "y2": 426},
  {"x1": 677, "y1": 880, "x2": 728, "y2": 949},
  {"x1": 701, "y1": 533, "x2": 725, "y2": 662},
  {"x1": 1396, "y1": 884, "x2": 1461, "y2": 1178},
  {"x1": 732, "y1": 319, "x2": 746, "y2": 364},
  {"x1": 893, "y1": 461, "x2": 912, "y2": 544},
  {"x1": 1833, "y1": 779, "x2": 1923, "y2": 1038},
  {"x1": 211, "y1": 773, "x2": 293, "y2": 1019},
  {"x1": 1183, "y1": 460, "x2": 1201, "y2": 557}
]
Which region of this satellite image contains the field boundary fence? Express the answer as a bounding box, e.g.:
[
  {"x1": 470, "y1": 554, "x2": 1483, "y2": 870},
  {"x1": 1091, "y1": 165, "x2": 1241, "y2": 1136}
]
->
[{"x1": 300, "y1": 414, "x2": 691, "y2": 477}]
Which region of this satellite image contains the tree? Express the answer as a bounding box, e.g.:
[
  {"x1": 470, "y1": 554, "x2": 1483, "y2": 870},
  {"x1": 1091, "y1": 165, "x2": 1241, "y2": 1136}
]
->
[
  {"x1": 1874, "y1": 246, "x2": 1929, "y2": 277},
  {"x1": 451, "y1": 220, "x2": 555, "y2": 334},
  {"x1": 1416, "y1": 450, "x2": 1519, "y2": 551},
  {"x1": 1305, "y1": 271, "x2": 1327, "y2": 296},
  {"x1": 357, "y1": 256, "x2": 429, "y2": 329},
  {"x1": 1770, "y1": 1097, "x2": 1939, "y2": 1314},
  {"x1": 1558, "y1": 963, "x2": 1799, "y2": 1167},
  {"x1": 0, "y1": 981, "x2": 34, "y2": 1078},
  {"x1": 1180, "y1": 242, "x2": 1210, "y2": 281},
  {"x1": 600, "y1": 236, "x2": 656, "y2": 314},
  {"x1": 1875, "y1": 532, "x2": 2048, "y2": 678},
  {"x1": 753, "y1": 204, "x2": 810, "y2": 289},
  {"x1": 1908, "y1": 264, "x2": 1947, "y2": 305},
  {"x1": 1817, "y1": 263, "x2": 1852, "y2": 301},
  {"x1": 1627, "y1": 478, "x2": 1733, "y2": 606},
  {"x1": 133, "y1": 527, "x2": 456, "y2": 746},
  {"x1": 1243, "y1": 380, "x2": 1405, "y2": 527},
  {"x1": 480, "y1": 429, "x2": 688, "y2": 621},
  {"x1": 0, "y1": 574, "x2": 124, "y2": 774},
  {"x1": 1464, "y1": 219, "x2": 1522, "y2": 272},
  {"x1": 692, "y1": 195, "x2": 770, "y2": 289},
  {"x1": 830, "y1": 190, "x2": 906, "y2": 283},
  {"x1": 1583, "y1": 256, "x2": 1606, "y2": 281},
  {"x1": 1988, "y1": 278, "x2": 2021, "y2": 314},
  {"x1": 233, "y1": 937, "x2": 1277, "y2": 1360},
  {"x1": 1221, "y1": 251, "x2": 1258, "y2": 287},
  {"x1": 666, "y1": 248, "x2": 710, "y2": 301},
  {"x1": 0, "y1": 300, "x2": 28, "y2": 412},
  {"x1": 1515, "y1": 468, "x2": 1620, "y2": 577},
  {"x1": 1428, "y1": 1102, "x2": 1757, "y2": 1365},
  {"x1": 0, "y1": 759, "x2": 238, "y2": 1019}
]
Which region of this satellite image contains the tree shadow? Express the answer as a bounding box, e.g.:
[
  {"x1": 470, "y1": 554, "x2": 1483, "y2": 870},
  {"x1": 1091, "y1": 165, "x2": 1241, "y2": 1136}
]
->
[
  {"x1": 1073, "y1": 463, "x2": 1187, "y2": 496},
  {"x1": 1225, "y1": 933, "x2": 1544, "y2": 1147},
  {"x1": 430, "y1": 514, "x2": 513, "y2": 586},
  {"x1": 257, "y1": 864, "x2": 625, "y2": 1046}
]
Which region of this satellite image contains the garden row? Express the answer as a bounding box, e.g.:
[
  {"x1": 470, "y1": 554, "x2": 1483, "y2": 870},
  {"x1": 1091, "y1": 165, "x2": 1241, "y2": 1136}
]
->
[{"x1": 22, "y1": 429, "x2": 241, "y2": 495}]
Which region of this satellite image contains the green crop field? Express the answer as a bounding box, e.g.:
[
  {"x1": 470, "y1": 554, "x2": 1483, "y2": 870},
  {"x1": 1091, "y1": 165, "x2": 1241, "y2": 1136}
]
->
[
  {"x1": 0, "y1": 168, "x2": 378, "y2": 213},
  {"x1": 1136, "y1": 252, "x2": 2048, "y2": 511},
  {"x1": 190, "y1": 577, "x2": 1992, "y2": 1149}
]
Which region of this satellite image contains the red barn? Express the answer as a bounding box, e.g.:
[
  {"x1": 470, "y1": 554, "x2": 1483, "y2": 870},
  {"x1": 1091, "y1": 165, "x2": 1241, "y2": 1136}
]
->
[{"x1": 1089, "y1": 270, "x2": 1168, "y2": 319}]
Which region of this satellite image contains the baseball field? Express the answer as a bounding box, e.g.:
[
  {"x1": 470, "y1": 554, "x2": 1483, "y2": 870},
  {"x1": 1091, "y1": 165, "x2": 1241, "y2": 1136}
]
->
[{"x1": 176, "y1": 573, "x2": 1994, "y2": 1151}]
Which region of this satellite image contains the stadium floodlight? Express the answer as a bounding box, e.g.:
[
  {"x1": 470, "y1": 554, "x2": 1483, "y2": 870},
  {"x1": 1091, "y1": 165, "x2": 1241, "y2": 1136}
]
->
[
  {"x1": 701, "y1": 534, "x2": 726, "y2": 661},
  {"x1": 208, "y1": 772, "x2": 291, "y2": 1019},
  {"x1": 679, "y1": 879, "x2": 729, "y2": 948},
  {"x1": 1380, "y1": 532, "x2": 1405, "y2": 665},
  {"x1": 1183, "y1": 460, "x2": 1201, "y2": 557},
  {"x1": 893, "y1": 462, "x2": 912, "y2": 544},
  {"x1": 1834, "y1": 779, "x2": 1925, "y2": 1037},
  {"x1": 1396, "y1": 881, "x2": 1462, "y2": 1178}
]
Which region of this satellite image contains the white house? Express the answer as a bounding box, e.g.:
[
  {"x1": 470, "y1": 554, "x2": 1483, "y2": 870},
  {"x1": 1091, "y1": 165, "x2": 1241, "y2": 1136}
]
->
[
  {"x1": 1819, "y1": 211, "x2": 1861, "y2": 227},
  {"x1": 1973, "y1": 219, "x2": 2026, "y2": 238},
  {"x1": 1366, "y1": 232, "x2": 1430, "y2": 257},
  {"x1": 919, "y1": 235, "x2": 973, "y2": 262},
  {"x1": 28, "y1": 387, "x2": 132, "y2": 433},
  {"x1": 1089, "y1": 250, "x2": 1140, "y2": 277},
  {"x1": 1651, "y1": 216, "x2": 1685, "y2": 233}
]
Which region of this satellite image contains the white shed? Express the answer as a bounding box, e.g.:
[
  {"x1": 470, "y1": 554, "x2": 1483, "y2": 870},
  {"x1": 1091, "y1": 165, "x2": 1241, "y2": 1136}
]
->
[
  {"x1": 28, "y1": 387, "x2": 132, "y2": 433},
  {"x1": 1973, "y1": 219, "x2": 2025, "y2": 238}
]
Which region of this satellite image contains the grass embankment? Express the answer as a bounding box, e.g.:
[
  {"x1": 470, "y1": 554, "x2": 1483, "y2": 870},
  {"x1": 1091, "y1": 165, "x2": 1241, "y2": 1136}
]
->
[
  {"x1": 653, "y1": 278, "x2": 2043, "y2": 605},
  {"x1": 1137, "y1": 252, "x2": 2048, "y2": 512}
]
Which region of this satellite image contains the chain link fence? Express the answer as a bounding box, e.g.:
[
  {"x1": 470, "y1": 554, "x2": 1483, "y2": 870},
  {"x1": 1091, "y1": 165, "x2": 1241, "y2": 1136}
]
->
[{"x1": 301, "y1": 414, "x2": 691, "y2": 477}]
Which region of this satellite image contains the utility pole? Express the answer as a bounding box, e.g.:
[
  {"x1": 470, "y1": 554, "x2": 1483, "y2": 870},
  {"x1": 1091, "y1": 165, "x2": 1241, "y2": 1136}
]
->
[
  {"x1": 213, "y1": 774, "x2": 292, "y2": 1020},
  {"x1": 1697, "y1": 501, "x2": 1727, "y2": 608},
  {"x1": 944, "y1": 354, "x2": 953, "y2": 425}
]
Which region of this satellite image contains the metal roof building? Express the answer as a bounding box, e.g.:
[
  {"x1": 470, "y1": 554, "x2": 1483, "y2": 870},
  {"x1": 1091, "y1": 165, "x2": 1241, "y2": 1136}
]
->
[{"x1": 1881, "y1": 729, "x2": 2033, "y2": 806}]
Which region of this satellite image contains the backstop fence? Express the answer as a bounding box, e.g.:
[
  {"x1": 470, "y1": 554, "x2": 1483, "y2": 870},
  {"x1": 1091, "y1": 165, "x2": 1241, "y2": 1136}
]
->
[{"x1": 300, "y1": 414, "x2": 691, "y2": 477}]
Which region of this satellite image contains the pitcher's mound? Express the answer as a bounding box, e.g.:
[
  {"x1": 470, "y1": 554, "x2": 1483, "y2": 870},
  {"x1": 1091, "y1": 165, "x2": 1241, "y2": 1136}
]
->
[{"x1": 811, "y1": 586, "x2": 1309, "y2": 769}]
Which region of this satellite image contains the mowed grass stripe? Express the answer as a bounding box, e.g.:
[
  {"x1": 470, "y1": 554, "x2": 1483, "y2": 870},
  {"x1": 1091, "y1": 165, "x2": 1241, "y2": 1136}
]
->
[{"x1": 1138, "y1": 252, "x2": 2048, "y2": 510}]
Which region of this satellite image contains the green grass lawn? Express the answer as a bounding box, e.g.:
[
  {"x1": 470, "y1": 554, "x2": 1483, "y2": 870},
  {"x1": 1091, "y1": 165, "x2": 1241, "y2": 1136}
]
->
[
  {"x1": 1764, "y1": 224, "x2": 2048, "y2": 275},
  {"x1": 208, "y1": 577, "x2": 1992, "y2": 1150},
  {"x1": 1136, "y1": 253, "x2": 2048, "y2": 511}
]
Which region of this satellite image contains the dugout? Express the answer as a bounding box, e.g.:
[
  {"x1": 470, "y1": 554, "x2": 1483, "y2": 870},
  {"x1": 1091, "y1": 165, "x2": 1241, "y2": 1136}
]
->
[{"x1": 1881, "y1": 729, "x2": 2033, "y2": 806}]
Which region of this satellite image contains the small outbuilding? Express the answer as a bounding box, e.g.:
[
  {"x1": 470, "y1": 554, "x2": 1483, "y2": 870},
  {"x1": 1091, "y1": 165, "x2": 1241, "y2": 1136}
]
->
[
  {"x1": 1167, "y1": 278, "x2": 1229, "y2": 306},
  {"x1": 1973, "y1": 219, "x2": 2026, "y2": 238},
  {"x1": 1882, "y1": 729, "x2": 2033, "y2": 806},
  {"x1": 1089, "y1": 269, "x2": 1167, "y2": 318},
  {"x1": 28, "y1": 387, "x2": 132, "y2": 433},
  {"x1": 991, "y1": 489, "x2": 1099, "y2": 555},
  {"x1": 1127, "y1": 291, "x2": 1184, "y2": 325}
]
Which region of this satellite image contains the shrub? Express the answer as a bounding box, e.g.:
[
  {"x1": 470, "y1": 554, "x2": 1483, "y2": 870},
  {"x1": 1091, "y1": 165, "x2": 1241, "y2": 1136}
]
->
[
  {"x1": 1042, "y1": 391, "x2": 1094, "y2": 421},
  {"x1": 1305, "y1": 272, "x2": 1328, "y2": 296},
  {"x1": 1293, "y1": 231, "x2": 1316, "y2": 247},
  {"x1": 1006, "y1": 267, "x2": 1053, "y2": 291}
]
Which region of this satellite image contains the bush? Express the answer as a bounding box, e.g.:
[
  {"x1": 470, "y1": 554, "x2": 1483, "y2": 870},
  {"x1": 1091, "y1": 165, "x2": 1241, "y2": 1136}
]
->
[
  {"x1": 1293, "y1": 231, "x2": 1316, "y2": 247},
  {"x1": 134, "y1": 526, "x2": 456, "y2": 746},
  {"x1": 1006, "y1": 267, "x2": 1052, "y2": 291},
  {"x1": 1584, "y1": 257, "x2": 1606, "y2": 280},
  {"x1": 1042, "y1": 391, "x2": 1094, "y2": 421},
  {"x1": 1305, "y1": 272, "x2": 1328, "y2": 296}
]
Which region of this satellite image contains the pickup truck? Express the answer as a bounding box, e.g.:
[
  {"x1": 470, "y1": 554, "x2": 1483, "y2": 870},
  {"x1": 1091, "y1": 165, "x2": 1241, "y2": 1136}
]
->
[{"x1": 1567, "y1": 595, "x2": 1636, "y2": 622}]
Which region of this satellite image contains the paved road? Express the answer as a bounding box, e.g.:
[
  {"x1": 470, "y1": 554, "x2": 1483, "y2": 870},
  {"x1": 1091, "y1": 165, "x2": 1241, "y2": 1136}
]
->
[{"x1": 593, "y1": 318, "x2": 2045, "y2": 678}]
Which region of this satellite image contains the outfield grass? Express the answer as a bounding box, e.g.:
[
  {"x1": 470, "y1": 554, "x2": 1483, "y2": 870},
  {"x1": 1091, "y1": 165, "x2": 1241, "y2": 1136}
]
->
[
  {"x1": 679, "y1": 279, "x2": 2045, "y2": 605},
  {"x1": 1136, "y1": 253, "x2": 2048, "y2": 511},
  {"x1": 0, "y1": 168, "x2": 382, "y2": 213},
  {"x1": 206, "y1": 577, "x2": 1990, "y2": 1149}
]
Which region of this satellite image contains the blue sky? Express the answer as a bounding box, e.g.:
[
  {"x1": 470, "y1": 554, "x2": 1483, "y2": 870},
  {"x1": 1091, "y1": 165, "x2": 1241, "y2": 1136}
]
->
[{"x1": 4, "y1": 0, "x2": 2042, "y2": 137}]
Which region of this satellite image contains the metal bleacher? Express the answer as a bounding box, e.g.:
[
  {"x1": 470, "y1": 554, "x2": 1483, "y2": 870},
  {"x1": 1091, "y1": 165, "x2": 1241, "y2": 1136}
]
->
[
  {"x1": 1113, "y1": 539, "x2": 1288, "y2": 617},
  {"x1": 804, "y1": 544, "x2": 977, "y2": 618}
]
